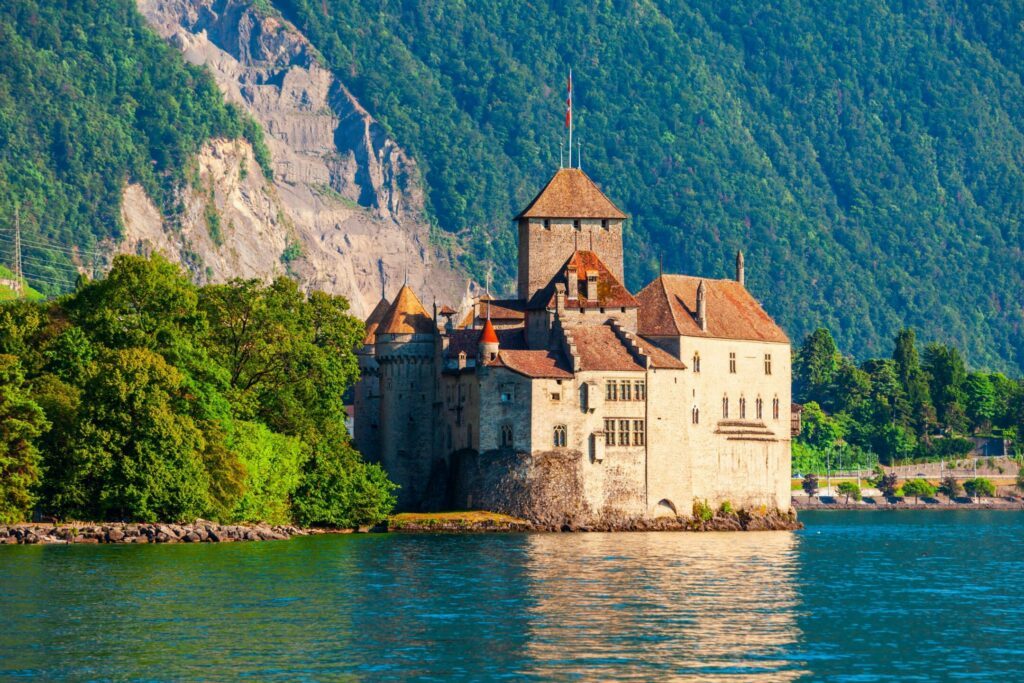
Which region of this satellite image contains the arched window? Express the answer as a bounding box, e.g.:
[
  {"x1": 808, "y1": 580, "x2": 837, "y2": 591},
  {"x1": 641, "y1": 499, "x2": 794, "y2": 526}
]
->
[
  {"x1": 739, "y1": 397, "x2": 746, "y2": 419},
  {"x1": 692, "y1": 406, "x2": 700, "y2": 424},
  {"x1": 693, "y1": 353, "x2": 701, "y2": 373},
  {"x1": 756, "y1": 397, "x2": 763, "y2": 420},
  {"x1": 722, "y1": 396, "x2": 729, "y2": 419},
  {"x1": 553, "y1": 424, "x2": 567, "y2": 448},
  {"x1": 773, "y1": 397, "x2": 780, "y2": 420},
  {"x1": 500, "y1": 424, "x2": 514, "y2": 448}
]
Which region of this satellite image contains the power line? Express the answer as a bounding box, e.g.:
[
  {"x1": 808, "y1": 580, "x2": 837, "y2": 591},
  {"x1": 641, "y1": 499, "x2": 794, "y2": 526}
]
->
[{"x1": 0, "y1": 232, "x2": 106, "y2": 258}]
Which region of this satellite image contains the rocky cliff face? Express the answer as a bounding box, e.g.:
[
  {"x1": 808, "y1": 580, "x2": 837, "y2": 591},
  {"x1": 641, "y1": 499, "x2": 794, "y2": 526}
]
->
[{"x1": 130, "y1": 0, "x2": 472, "y2": 316}]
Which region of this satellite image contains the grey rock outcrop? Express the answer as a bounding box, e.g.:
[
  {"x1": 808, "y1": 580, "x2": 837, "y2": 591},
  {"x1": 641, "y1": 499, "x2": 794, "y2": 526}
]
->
[{"x1": 131, "y1": 0, "x2": 474, "y2": 316}]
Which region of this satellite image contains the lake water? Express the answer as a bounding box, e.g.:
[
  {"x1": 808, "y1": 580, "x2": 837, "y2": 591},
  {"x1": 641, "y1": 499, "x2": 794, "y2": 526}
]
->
[{"x1": 1, "y1": 511, "x2": 1022, "y2": 681}]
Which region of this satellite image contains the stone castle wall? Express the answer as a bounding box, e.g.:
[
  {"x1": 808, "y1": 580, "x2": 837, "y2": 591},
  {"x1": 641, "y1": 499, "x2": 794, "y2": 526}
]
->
[{"x1": 517, "y1": 218, "x2": 624, "y2": 299}]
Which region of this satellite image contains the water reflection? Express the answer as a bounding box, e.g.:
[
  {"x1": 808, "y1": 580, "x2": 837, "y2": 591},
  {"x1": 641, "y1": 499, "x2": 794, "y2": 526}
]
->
[{"x1": 520, "y1": 532, "x2": 805, "y2": 680}]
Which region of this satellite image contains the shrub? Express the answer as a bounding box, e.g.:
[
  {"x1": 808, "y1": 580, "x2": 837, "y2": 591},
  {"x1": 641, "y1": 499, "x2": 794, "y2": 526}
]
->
[
  {"x1": 877, "y1": 472, "x2": 900, "y2": 497},
  {"x1": 692, "y1": 499, "x2": 713, "y2": 523},
  {"x1": 292, "y1": 439, "x2": 397, "y2": 528},
  {"x1": 718, "y1": 501, "x2": 734, "y2": 516}
]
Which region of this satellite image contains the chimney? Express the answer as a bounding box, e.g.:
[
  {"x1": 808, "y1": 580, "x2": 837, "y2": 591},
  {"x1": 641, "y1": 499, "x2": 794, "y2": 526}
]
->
[
  {"x1": 736, "y1": 250, "x2": 745, "y2": 286},
  {"x1": 585, "y1": 271, "x2": 598, "y2": 301},
  {"x1": 554, "y1": 282, "x2": 566, "y2": 317},
  {"x1": 566, "y1": 263, "x2": 579, "y2": 300},
  {"x1": 696, "y1": 279, "x2": 708, "y2": 331}
]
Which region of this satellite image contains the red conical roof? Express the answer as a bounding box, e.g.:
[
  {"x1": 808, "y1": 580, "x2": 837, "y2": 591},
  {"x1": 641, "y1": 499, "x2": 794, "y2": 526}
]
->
[{"x1": 479, "y1": 317, "x2": 499, "y2": 344}]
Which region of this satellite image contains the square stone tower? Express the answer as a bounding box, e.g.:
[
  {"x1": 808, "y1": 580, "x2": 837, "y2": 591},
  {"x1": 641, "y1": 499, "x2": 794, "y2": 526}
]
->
[{"x1": 516, "y1": 168, "x2": 627, "y2": 301}]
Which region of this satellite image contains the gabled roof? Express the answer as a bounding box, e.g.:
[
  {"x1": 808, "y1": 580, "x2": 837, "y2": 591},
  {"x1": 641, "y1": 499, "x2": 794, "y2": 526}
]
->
[
  {"x1": 488, "y1": 349, "x2": 574, "y2": 379},
  {"x1": 377, "y1": 285, "x2": 436, "y2": 336},
  {"x1": 515, "y1": 168, "x2": 627, "y2": 220},
  {"x1": 636, "y1": 275, "x2": 789, "y2": 343},
  {"x1": 569, "y1": 323, "x2": 645, "y2": 372},
  {"x1": 528, "y1": 250, "x2": 639, "y2": 310},
  {"x1": 362, "y1": 297, "x2": 391, "y2": 345}
]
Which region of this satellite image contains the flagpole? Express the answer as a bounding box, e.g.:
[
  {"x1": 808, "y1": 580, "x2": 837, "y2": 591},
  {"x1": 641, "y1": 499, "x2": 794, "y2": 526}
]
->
[{"x1": 568, "y1": 69, "x2": 573, "y2": 169}]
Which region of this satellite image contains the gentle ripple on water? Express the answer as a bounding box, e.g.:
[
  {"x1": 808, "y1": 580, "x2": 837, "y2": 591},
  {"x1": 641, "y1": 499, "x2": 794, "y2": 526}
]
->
[{"x1": 2, "y1": 511, "x2": 1024, "y2": 681}]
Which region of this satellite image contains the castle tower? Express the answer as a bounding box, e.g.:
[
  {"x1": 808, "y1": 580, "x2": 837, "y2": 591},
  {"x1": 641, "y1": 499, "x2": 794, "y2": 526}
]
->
[
  {"x1": 374, "y1": 284, "x2": 439, "y2": 510},
  {"x1": 353, "y1": 296, "x2": 390, "y2": 460},
  {"x1": 479, "y1": 315, "x2": 499, "y2": 362},
  {"x1": 515, "y1": 168, "x2": 627, "y2": 301}
]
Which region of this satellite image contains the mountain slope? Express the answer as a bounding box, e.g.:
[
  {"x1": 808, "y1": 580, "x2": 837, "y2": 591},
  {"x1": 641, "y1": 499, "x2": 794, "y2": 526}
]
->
[
  {"x1": 276, "y1": 0, "x2": 1024, "y2": 372},
  {"x1": 0, "y1": 0, "x2": 269, "y2": 292}
]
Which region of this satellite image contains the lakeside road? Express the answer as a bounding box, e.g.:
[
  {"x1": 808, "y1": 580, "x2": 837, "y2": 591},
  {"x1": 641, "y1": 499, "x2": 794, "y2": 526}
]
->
[{"x1": 793, "y1": 495, "x2": 1024, "y2": 511}]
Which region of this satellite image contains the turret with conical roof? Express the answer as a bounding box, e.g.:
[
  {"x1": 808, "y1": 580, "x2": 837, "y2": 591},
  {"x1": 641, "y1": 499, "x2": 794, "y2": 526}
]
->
[
  {"x1": 372, "y1": 283, "x2": 440, "y2": 510},
  {"x1": 353, "y1": 296, "x2": 390, "y2": 460},
  {"x1": 516, "y1": 168, "x2": 627, "y2": 301}
]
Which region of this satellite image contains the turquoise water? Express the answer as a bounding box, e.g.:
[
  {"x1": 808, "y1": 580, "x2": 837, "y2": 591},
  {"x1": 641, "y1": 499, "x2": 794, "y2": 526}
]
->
[{"x1": 1, "y1": 511, "x2": 1022, "y2": 681}]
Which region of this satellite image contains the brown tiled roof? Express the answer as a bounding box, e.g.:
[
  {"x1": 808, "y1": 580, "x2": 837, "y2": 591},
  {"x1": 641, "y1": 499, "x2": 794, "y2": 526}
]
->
[
  {"x1": 569, "y1": 323, "x2": 645, "y2": 372},
  {"x1": 515, "y1": 168, "x2": 627, "y2": 219},
  {"x1": 529, "y1": 250, "x2": 639, "y2": 310},
  {"x1": 636, "y1": 275, "x2": 788, "y2": 343},
  {"x1": 439, "y1": 305, "x2": 456, "y2": 316},
  {"x1": 377, "y1": 285, "x2": 436, "y2": 335},
  {"x1": 489, "y1": 349, "x2": 574, "y2": 379},
  {"x1": 444, "y1": 327, "x2": 527, "y2": 359},
  {"x1": 638, "y1": 337, "x2": 688, "y2": 370},
  {"x1": 475, "y1": 298, "x2": 526, "y2": 321},
  {"x1": 362, "y1": 297, "x2": 391, "y2": 345}
]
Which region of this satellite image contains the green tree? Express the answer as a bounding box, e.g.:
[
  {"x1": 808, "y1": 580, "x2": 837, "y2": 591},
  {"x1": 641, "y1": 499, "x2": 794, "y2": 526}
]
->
[
  {"x1": 965, "y1": 372, "x2": 997, "y2": 432},
  {"x1": 0, "y1": 355, "x2": 48, "y2": 522},
  {"x1": 902, "y1": 478, "x2": 937, "y2": 504},
  {"x1": 795, "y1": 329, "x2": 840, "y2": 407},
  {"x1": 964, "y1": 477, "x2": 996, "y2": 500},
  {"x1": 292, "y1": 435, "x2": 397, "y2": 527},
  {"x1": 57, "y1": 348, "x2": 210, "y2": 522},
  {"x1": 924, "y1": 343, "x2": 969, "y2": 432},
  {"x1": 837, "y1": 481, "x2": 862, "y2": 503},
  {"x1": 893, "y1": 329, "x2": 935, "y2": 433}
]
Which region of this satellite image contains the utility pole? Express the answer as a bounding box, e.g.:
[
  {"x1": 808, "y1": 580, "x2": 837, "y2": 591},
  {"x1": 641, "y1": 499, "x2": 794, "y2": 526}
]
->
[{"x1": 13, "y1": 203, "x2": 23, "y2": 296}]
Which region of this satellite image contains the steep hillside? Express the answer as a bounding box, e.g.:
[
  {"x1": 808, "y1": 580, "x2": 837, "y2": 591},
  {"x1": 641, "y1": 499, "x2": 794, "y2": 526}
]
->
[
  {"x1": 137, "y1": 0, "x2": 471, "y2": 314},
  {"x1": 0, "y1": 0, "x2": 270, "y2": 293},
  {"x1": 277, "y1": 0, "x2": 1024, "y2": 372},
  {"x1": 0, "y1": 0, "x2": 470, "y2": 315}
]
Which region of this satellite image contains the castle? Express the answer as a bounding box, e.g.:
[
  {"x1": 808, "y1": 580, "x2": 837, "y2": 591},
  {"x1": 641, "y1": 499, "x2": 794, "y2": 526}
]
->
[{"x1": 354, "y1": 167, "x2": 792, "y2": 524}]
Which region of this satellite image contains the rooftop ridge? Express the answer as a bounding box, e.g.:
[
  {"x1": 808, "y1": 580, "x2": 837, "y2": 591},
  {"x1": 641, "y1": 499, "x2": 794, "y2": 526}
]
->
[{"x1": 515, "y1": 168, "x2": 627, "y2": 220}]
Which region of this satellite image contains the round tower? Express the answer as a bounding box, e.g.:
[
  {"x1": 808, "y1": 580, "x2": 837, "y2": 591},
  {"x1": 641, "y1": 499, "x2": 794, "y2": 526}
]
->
[
  {"x1": 353, "y1": 296, "x2": 390, "y2": 460},
  {"x1": 374, "y1": 284, "x2": 439, "y2": 510}
]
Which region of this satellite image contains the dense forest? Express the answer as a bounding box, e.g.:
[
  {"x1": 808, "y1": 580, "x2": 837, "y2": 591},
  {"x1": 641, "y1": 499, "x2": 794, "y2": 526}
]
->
[
  {"x1": 0, "y1": 1, "x2": 270, "y2": 293},
  {"x1": 791, "y1": 327, "x2": 1024, "y2": 475},
  {"x1": 277, "y1": 0, "x2": 1024, "y2": 374},
  {"x1": 0, "y1": 255, "x2": 395, "y2": 525}
]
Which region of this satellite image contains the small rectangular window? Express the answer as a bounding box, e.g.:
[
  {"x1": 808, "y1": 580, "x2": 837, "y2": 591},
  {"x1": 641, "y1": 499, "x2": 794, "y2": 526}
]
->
[
  {"x1": 729, "y1": 352, "x2": 736, "y2": 374},
  {"x1": 764, "y1": 353, "x2": 772, "y2": 375},
  {"x1": 573, "y1": 219, "x2": 581, "y2": 230},
  {"x1": 632, "y1": 420, "x2": 645, "y2": 446},
  {"x1": 620, "y1": 380, "x2": 632, "y2": 401},
  {"x1": 543, "y1": 219, "x2": 551, "y2": 229},
  {"x1": 601, "y1": 219, "x2": 609, "y2": 229},
  {"x1": 604, "y1": 419, "x2": 616, "y2": 445},
  {"x1": 606, "y1": 381, "x2": 618, "y2": 401},
  {"x1": 618, "y1": 419, "x2": 630, "y2": 446},
  {"x1": 551, "y1": 392, "x2": 561, "y2": 402},
  {"x1": 500, "y1": 383, "x2": 515, "y2": 403},
  {"x1": 635, "y1": 380, "x2": 646, "y2": 401}
]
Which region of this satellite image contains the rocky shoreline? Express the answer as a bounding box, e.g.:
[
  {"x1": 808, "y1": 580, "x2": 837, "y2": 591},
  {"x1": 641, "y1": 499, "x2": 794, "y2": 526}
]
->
[
  {"x1": 0, "y1": 521, "x2": 313, "y2": 545},
  {"x1": 1, "y1": 510, "x2": 802, "y2": 544},
  {"x1": 388, "y1": 509, "x2": 802, "y2": 533}
]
